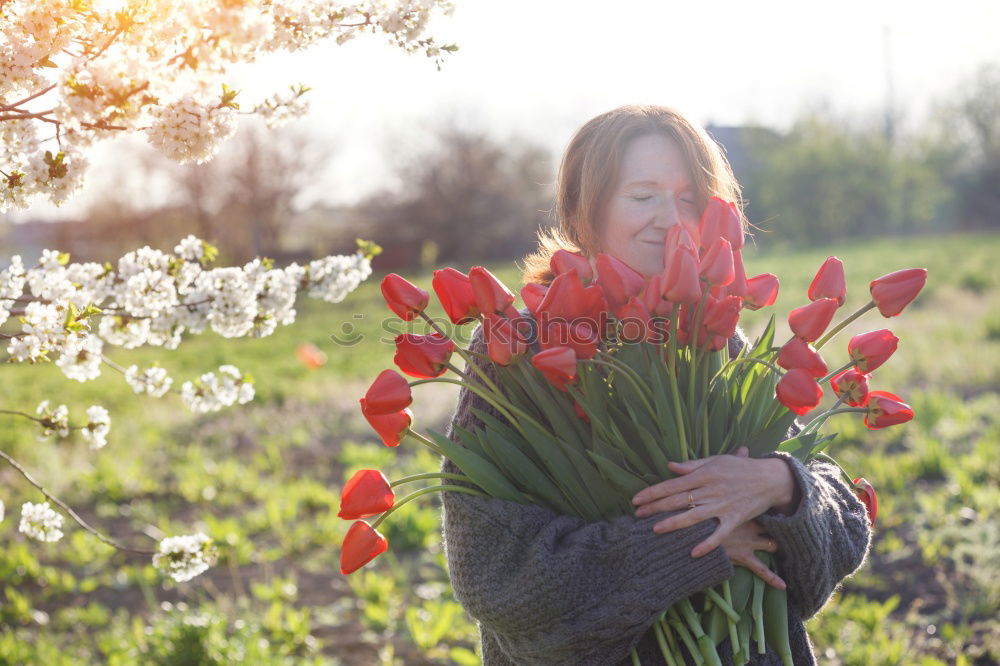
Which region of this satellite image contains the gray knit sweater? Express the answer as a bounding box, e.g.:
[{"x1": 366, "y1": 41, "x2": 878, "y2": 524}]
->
[{"x1": 440, "y1": 318, "x2": 871, "y2": 665}]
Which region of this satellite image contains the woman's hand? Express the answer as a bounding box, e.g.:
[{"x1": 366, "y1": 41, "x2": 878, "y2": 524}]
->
[
  {"x1": 631, "y1": 446, "x2": 800, "y2": 558},
  {"x1": 721, "y1": 520, "x2": 786, "y2": 590}
]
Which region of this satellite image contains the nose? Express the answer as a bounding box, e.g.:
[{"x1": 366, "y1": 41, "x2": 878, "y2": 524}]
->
[{"x1": 652, "y1": 192, "x2": 682, "y2": 230}]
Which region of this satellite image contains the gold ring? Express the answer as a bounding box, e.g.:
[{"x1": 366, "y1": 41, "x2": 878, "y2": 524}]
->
[
  {"x1": 768, "y1": 537, "x2": 776, "y2": 551},
  {"x1": 687, "y1": 492, "x2": 696, "y2": 509}
]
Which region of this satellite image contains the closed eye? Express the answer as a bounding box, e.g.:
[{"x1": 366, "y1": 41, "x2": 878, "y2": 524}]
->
[{"x1": 630, "y1": 195, "x2": 652, "y2": 202}]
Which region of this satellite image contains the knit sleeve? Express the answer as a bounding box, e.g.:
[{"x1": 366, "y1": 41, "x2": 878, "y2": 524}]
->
[
  {"x1": 755, "y1": 452, "x2": 872, "y2": 620},
  {"x1": 439, "y1": 324, "x2": 735, "y2": 666}
]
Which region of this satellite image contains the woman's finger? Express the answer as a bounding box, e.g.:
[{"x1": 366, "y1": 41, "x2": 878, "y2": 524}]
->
[
  {"x1": 738, "y1": 553, "x2": 786, "y2": 590},
  {"x1": 652, "y1": 505, "x2": 714, "y2": 534},
  {"x1": 634, "y1": 491, "x2": 699, "y2": 518},
  {"x1": 632, "y1": 472, "x2": 702, "y2": 506},
  {"x1": 690, "y1": 518, "x2": 736, "y2": 558},
  {"x1": 757, "y1": 534, "x2": 779, "y2": 554}
]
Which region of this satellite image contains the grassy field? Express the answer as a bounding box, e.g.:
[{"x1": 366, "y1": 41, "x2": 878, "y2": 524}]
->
[{"x1": 1, "y1": 231, "x2": 997, "y2": 664}]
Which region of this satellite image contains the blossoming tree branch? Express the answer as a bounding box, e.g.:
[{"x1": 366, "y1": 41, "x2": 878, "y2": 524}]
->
[
  {"x1": 0, "y1": 0, "x2": 456, "y2": 210},
  {"x1": 0, "y1": 0, "x2": 453, "y2": 583}
]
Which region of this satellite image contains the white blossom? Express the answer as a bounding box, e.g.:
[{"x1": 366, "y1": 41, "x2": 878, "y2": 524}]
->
[
  {"x1": 153, "y1": 532, "x2": 218, "y2": 582},
  {"x1": 124, "y1": 364, "x2": 174, "y2": 397},
  {"x1": 35, "y1": 400, "x2": 70, "y2": 439},
  {"x1": 181, "y1": 364, "x2": 254, "y2": 413},
  {"x1": 81, "y1": 405, "x2": 111, "y2": 450},
  {"x1": 19, "y1": 501, "x2": 64, "y2": 542}
]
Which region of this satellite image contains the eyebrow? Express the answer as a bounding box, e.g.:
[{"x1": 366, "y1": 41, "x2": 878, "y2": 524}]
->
[{"x1": 624, "y1": 180, "x2": 693, "y2": 191}]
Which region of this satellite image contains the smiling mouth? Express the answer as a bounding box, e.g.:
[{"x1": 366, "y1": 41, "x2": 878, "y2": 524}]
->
[{"x1": 640, "y1": 240, "x2": 664, "y2": 245}]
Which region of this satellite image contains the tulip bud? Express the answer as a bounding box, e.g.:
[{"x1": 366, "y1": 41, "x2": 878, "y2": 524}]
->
[
  {"x1": 699, "y1": 237, "x2": 735, "y2": 287},
  {"x1": 394, "y1": 333, "x2": 455, "y2": 378},
  {"x1": 595, "y1": 253, "x2": 646, "y2": 315},
  {"x1": 808, "y1": 256, "x2": 847, "y2": 306},
  {"x1": 432, "y1": 268, "x2": 480, "y2": 325},
  {"x1": 363, "y1": 369, "x2": 413, "y2": 414},
  {"x1": 775, "y1": 368, "x2": 823, "y2": 415},
  {"x1": 776, "y1": 338, "x2": 828, "y2": 378},
  {"x1": 852, "y1": 477, "x2": 878, "y2": 526},
  {"x1": 381, "y1": 274, "x2": 429, "y2": 322},
  {"x1": 338, "y1": 470, "x2": 394, "y2": 520},
  {"x1": 744, "y1": 273, "x2": 779, "y2": 310},
  {"x1": 699, "y1": 197, "x2": 744, "y2": 251},
  {"x1": 864, "y1": 391, "x2": 913, "y2": 429},
  {"x1": 788, "y1": 298, "x2": 839, "y2": 342},
  {"x1": 359, "y1": 398, "x2": 412, "y2": 447},
  {"x1": 483, "y1": 312, "x2": 530, "y2": 366},
  {"x1": 663, "y1": 246, "x2": 702, "y2": 304},
  {"x1": 847, "y1": 329, "x2": 899, "y2": 373},
  {"x1": 469, "y1": 266, "x2": 516, "y2": 316},
  {"x1": 531, "y1": 346, "x2": 578, "y2": 392},
  {"x1": 551, "y1": 249, "x2": 593, "y2": 282},
  {"x1": 869, "y1": 268, "x2": 927, "y2": 317},
  {"x1": 521, "y1": 282, "x2": 549, "y2": 316},
  {"x1": 340, "y1": 521, "x2": 389, "y2": 574}
]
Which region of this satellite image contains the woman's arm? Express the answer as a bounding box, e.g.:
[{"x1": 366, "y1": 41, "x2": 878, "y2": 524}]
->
[
  {"x1": 439, "y1": 322, "x2": 734, "y2": 665},
  {"x1": 755, "y1": 452, "x2": 872, "y2": 620}
]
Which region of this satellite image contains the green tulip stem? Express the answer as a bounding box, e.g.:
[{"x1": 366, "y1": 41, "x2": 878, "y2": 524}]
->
[
  {"x1": 653, "y1": 618, "x2": 681, "y2": 666},
  {"x1": 630, "y1": 648, "x2": 642, "y2": 666},
  {"x1": 389, "y1": 472, "x2": 470, "y2": 488},
  {"x1": 667, "y1": 304, "x2": 690, "y2": 460},
  {"x1": 818, "y1": 360, "x2": 857, "y2": 385},
  {"x1": 587, "y1": 357, "x2": 655, "y2": 416},
  {"x1": 799, "y1": 406, "x2": 867, "y2": 435},
  {"x1": 721, "y1": 356, "x2": 785, "y2": 379},
  {"x1": 705, "y1": 586, "x2": 741, "y2": 623},
  {"x1": 402, "y1": 428, "x2": 445, "y2": 456},
  {"x1": 408, "y1": 377, "x2": 546, "y2": 441},
  {"x1": 814, "y1": 301, "x2": 876, "y2": 350},
  {"x1": 370, "y1": 484, "x2": 488, "y2": 529},
  {"x1": 688, "y1": 289, "x2": 712, "y2": 439}
]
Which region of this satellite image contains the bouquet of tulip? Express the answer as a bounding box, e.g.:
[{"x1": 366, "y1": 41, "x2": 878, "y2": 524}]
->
[{"x1": 338, "y1": 197, "x2": 925, "y2": 666}]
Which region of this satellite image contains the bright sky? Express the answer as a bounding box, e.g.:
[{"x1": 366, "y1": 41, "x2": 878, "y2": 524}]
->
[{"x1": 15, "y1": 0, "x2": 1000, "y2": 219}]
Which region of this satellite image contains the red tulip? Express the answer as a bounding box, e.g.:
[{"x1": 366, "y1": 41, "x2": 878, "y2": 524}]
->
[
  {"x1": 573, "y1": 400, "x2": 591, "y2": 423},
  {"x1": 727, "y1": 250, "x2": 748, "y2": 298},
  {"x1": 381, "y1": 274, "x2": 430, "y2": 322},
  {"x1": 870, "y1": 268, "x2": 927, "y2": 317},
  {"x1": 616, "y1": 296, "x2": 659, "y2": 343},
  {"x1": 702, "y1": 294, "x2": 742, "y2": 339},
  {"x1": 595, "y1": 253, "x2": 646, "y2": 316},
  {"x1": 808, "y1": 256, "x2": 847, "y2": 306},
  {"x1": 363, "y1": 369, "x2": 413, "y2": 414},
  {"x1": 699, "y1": 237, "x2": 735, "y2": 286},
  {"x1": 521, "y1": 282, "x2": 549, "y2": 316},
  {"x1": 664, "y1": 225, "x2": 698, "y2": 265},
  {"x1": 394, "y1": 333, "x2": 455, "y2": 379},
  {"x1": 340, "y1": 521, "x2": 389, "y2": 574},
  {"x1": 830, "y1": 367, "x2": 870, "y2": 406},
  {"x1": 359, "y1": 398, "x2": 412, "y2": 447},
  {"x1": 776, "y1": 338, "x2": 828, "y2": 378},
  {"x1": 535, "y1": 268, "x2": 610, "y2": 335},
  {"x1": 432, "y1": 267, "x2": 480, "y2": 325},
  {"x1": 788, "y1": 298, "x2": 839, "y2": 342},
  {"x1": 539, "y1": 319, "x2": 600, "y2": 359},
  {"x1": 663, "y1": 246, "x2": 702, "y2": 304},
  {"x1": 551, "y1": 249, "x2": 593, "y2": 282},
  {"x1": 338, "y1": 470, "x2": 394, "y2": 520},
  {"x1": 744, "y1": 273, "x2": 779, "y2": 310},
  {"x1": 641, "y1": 273, "x2": 674, "y2": 317},
  {"x1": 469, "y1": 266, "x2": 516, "y2": 316},
  {"x1": 296, "y1": 342, "x2": 327, "y2": 369},
  {"x1": 852, "y1": 477, "x2": 878, "y2": 526},
  {"x1": 483, "y1": 312, "x2": 530, "y2": 366},
  {"x1": 699, "y1": 197, "x2": 744, "y2": 251},
  {"x1": 775, "y1": 368, "x2": 824, "y2": 415},
  {"x1": 847, "y1": 329, "x2": 898, "y2": 373},
  {"x1": 531, "y1": 346, "x2": 578, "y2": 392},
  {"x1": 864, "y1": 391, "x2": 913, "y2": 429}
]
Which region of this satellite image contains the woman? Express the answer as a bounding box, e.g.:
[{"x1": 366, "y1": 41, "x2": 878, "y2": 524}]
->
[{"x1": 439, "y1": 104, "x2": 871, "y2": 665}]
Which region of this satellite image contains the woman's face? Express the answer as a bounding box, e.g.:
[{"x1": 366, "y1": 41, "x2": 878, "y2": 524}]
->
[{"x1": 595, "y1": 132, "x2": 701, "y2": 278}]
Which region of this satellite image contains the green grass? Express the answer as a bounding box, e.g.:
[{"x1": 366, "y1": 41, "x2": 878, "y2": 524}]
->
[{"x1": 1, "y1": 231, "x2": 998, "y2": 664}]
